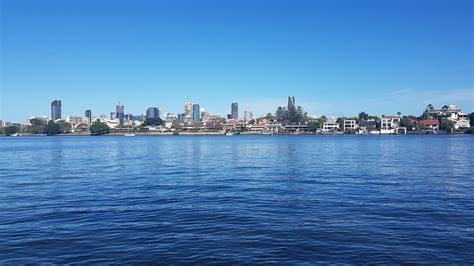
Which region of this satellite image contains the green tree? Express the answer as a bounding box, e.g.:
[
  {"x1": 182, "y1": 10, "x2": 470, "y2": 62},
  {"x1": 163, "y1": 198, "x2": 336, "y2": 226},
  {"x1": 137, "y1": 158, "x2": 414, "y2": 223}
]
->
[
  {"x1": 4, "y1": 126, "x2": 19, "y2": 136},
  {"x1": 358, "y1": 112, "x2": 369, "y2": 121},
  {"x1": 439, "y1": 118, "x2": 455, "y2": 132},
  {"x1": 56, "y1": 120, "x2": 71, "y2": 133},
  {"x1": 29, "y1": 118, "x2": 46, "y2": 126},
  {"x1": 469, "y1": 112, "x2": 474, "y2": 127},
  {"x1": 90, "y1": 121, "x2": 110, "y2": 135},
  {"x1": 27, "y1": 125, "x2": 46, "y2": 134},
  {"x1": 45, "y1": 121, "x2": 61, "y2": 135},
  {"x1": 141, "y1": 117, "x2": 163, "y2": 127}
]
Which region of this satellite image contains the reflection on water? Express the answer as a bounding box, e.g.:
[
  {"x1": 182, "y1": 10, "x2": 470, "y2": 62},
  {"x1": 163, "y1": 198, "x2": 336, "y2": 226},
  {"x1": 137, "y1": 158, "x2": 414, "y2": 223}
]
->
[{"x1": 0, "y1": 135, "x2": 473, "y2": 264}]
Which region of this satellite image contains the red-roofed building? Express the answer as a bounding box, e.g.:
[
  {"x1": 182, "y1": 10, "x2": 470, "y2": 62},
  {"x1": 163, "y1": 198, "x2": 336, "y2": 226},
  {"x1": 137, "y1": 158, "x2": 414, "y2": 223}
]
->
[{"x1": 417, "y1": 119, "x2": 439, "y2": 130}]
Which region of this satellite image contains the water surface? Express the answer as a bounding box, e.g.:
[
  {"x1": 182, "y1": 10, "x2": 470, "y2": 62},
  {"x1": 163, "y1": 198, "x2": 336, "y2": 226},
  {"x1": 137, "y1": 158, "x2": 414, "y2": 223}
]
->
[{"x1": 0, "y1": 135, "x2": 473, "y2": 264}]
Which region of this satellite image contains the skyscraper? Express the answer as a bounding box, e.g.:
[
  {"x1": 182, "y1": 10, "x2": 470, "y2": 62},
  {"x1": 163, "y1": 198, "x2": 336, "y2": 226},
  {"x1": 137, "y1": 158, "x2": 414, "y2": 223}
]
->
[
  {"x1": 146, "y1": 107, "x2": 159, "y2": 119},
  {"x1": 193, "y1": 104, "x2": 201, "y2": 122},
  {"x1": 116, "y1": 102, "x2": 124, "y2": 123},
  {"x1": 184, "y1": 102, "x2": 193, "y2": 116},
  {"x1": 231, "y1": 102, "x2": 238, "y2": 120},
  {"x1": 51, "y1": 100, "x2": 62, "y2": 120},
  {"x1": 85, "y1": 110, "x2": 92, "y2": 124},
  {"x1": 288, "y1": 96, "x2": 296, "y2": 111},
  {"x1": 244, "y1": 111, "x2": 253, "y2": 121}
]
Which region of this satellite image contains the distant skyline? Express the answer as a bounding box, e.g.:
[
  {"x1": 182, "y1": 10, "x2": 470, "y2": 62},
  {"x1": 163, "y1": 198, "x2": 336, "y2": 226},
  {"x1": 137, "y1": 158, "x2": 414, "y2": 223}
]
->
[{"x1": 1, "y1": 0, "x2": 473, "y2": 122}]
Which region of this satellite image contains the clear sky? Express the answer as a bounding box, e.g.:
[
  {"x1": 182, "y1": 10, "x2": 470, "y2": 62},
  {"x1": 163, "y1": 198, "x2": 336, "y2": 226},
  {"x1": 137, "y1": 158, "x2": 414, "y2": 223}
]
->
[{"x1": 1, "y1": 0, "x2": 473, "y2": 122}]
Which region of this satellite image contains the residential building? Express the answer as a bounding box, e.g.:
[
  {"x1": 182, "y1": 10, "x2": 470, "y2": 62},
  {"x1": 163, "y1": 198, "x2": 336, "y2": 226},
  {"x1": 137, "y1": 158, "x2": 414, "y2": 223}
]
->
[
  {"x1": 322, "y1": 118, "x2": 339, "y2": 132},
  {"x1": 343, "y1": 119, "x2": 358, "y2": 132},
  {"x1": 51, "y1": 100, "x2": 61, "y2": 120},
  {"x1": 231, "y1": 102, "x2": 238, "y2": 119},
  {"x1": 250, "y1": 123, "x2": 267, "y2": 132},
  {"x1": 85, "y1": 110, "x2": 92, "y2": 124},
  {"x1": 284, "y1": 124, "x2": 309, "y2": 133},
  {"x1": 146, "y1": 107, "x2": 160, "y2": 119},
  {"x1": 268, "y1": 123, "x2": 282, "y2": 133},
  {"x1": 380, "y1": 116, "x2": 401, "y2": 134},
  {"x1": 418, "y1": 119, "x2": 440, "y2": 130},
  {"x1": 193, "y1": 104, "x2": 201, "y2": 121}
]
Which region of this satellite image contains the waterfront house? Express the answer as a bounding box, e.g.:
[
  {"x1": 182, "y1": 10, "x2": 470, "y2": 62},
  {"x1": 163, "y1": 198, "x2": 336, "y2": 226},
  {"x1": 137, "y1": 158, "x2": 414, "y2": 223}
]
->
[
  {"x1": 322, "y1": 118, "x2": 339, "y2": 133},
  {"x1": 418, "y1": 119, "x2": 439, "y2": 130},
  {"x1": 380, "y1": 116, "x2": 406, "y2": 134},
  {"x1": 250, "y1": 123, "x2": 267, "y2": 133},
  {"x1": 284, "y1": 124, "x2": 309, "y2": 134},
  {"x1": 343, "y1": 119, "x2": 358, "y2": 132},
  {"x1": 268, "y1": 123, "x2": 282, "y2": 133}
]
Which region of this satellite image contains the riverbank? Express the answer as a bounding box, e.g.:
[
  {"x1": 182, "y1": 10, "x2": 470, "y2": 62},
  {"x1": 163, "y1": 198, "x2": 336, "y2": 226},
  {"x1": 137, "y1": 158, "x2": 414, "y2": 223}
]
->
[{"x1": 3, "y1": 131, "x2": 473, "y2": 137}]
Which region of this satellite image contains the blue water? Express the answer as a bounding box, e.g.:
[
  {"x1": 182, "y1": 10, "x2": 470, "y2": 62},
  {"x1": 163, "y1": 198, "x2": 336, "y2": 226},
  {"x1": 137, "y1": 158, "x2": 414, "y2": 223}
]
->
[{"x1": 0, "y1": 135, "x2": 473, "y2": 264}]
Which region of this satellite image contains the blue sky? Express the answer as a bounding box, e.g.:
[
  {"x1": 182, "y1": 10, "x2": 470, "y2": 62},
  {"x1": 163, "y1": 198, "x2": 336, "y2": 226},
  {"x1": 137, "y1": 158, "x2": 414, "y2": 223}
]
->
[{"x1": 1, "y1": 0, "x2": 473, "y2": 122}]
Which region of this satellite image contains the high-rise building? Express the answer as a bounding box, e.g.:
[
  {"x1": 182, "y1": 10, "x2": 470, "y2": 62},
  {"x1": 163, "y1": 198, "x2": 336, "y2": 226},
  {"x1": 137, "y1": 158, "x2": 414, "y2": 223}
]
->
[
  {"x1": 146, "y1": 107, "x2": 159, "y2": 119},
  {"x1": 85, "y1": 110, "x2": 92, "y2": 124},
  {"x1": 231, "y1": 102, "x2": 238, "y2": 119},
  {"x1": 110, "y1": 112, "x2": 116, "y2": 120},
  {"x1": 178, "y1": 113, "x2": 185, "y2": 121},
  {"x1": 158, "y1": 106, "x2": 165, "y2": 120},
  {"x1": 244, "y1": 111, "x2": 253, "y2": 121},
  {"x1": 288, "y1": 96, "x2": 296, "y2": 111},
  {"x1": 184, "y1": 102, "x2": 193, "y2": 116},
  {"x1": 51, "y1": 100, "x2": 62, "y2": 120},
  {"x1": 116, "y1": 102, "x2": 124, "y2": 122},
  {"x1": 193, "y1": 104, "x2": 201, "y2": 122}
]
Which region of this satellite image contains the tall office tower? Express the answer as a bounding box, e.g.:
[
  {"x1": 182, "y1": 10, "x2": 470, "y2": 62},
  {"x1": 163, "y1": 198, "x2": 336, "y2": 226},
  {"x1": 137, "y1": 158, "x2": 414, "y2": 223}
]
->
[
  {"x1": 288, "y1": 96, "x2": 296, "y2": 111},
  {"x1": 85, "y1": 110, "x2": 92, "y2": 124},
  {"x1": 146, "y1": 107, "x2": 159, "y2": 119},
  {"x1": 192, "y1": 104, "x2": 201, "y2": 122},
  {"x1": 178, "y1": 113, "x2": 185, "y2": 121},
  {"x1": 231, "y1": 102, "x2": 238, "y2": 119},
  {"x1": 158, "y1": 106, "x2": 165, "y2": 120},
  {"x1": 184, "y1": 102, "x2": 193, "y2": 116},
  {"x1": 51, "y1": 100, "x2": 62, "y2": 120},
  {"x1": 244, "y1": 111, "x2": 253, "y2": 121},
  {"x1": 116, "y1": 102, "x2": 124, "y2": 122}
]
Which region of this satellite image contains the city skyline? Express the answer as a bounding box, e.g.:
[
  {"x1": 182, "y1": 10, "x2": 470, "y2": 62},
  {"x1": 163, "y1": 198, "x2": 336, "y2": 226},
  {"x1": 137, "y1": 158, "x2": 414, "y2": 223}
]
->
[{"x1": 1, "y1": 0, "x2": 473, "y2": 122}]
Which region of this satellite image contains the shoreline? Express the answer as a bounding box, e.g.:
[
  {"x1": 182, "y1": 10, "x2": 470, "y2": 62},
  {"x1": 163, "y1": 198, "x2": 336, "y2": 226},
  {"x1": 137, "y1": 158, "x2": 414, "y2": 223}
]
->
[{"x1": 3, "y1": 131, "x2": 472, "y2": 137}]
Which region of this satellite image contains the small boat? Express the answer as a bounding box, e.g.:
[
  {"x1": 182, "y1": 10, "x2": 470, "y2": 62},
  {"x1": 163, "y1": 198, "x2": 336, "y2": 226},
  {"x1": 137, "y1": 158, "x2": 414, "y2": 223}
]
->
[
  {"x1": 124, "y1": 133, "x2": 136, "y2": 137},
  {"x1": 225, "y1": 132, "x2": 233, "y2": 136}
]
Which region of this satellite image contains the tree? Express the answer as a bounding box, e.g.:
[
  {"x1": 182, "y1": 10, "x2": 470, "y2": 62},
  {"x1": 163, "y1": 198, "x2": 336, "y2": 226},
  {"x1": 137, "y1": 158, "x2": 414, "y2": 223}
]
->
[
  {"x1": 27, "y1": 125, "x2": 46, "y2": 134},
  {"x1": 4, "y1": 126, "x2": 19, "y2": 136},
  {"x1": 75, "y1": 123, "x2": 89, "y2": 132},
  {"x1": 439, "y1": 118, "x2": 455, "y2": 132},
  {"x1": 320, "y1": 115, "x2": 327, "y2": 123},
  {"x1": 275, "y1": 105, "x2": 306, "y2": 124},
  {"x1": 90, "y1": 121, "x2": 110, "y2": 135},
  {"x1": 45, "y1": 121, "x2": 61, "y2": 135},
  {"x1": 470, "y1": 112, "x2": 474, "y2": 127},
  {"x1": 141, "y1": 117, "x2": 163, "y2": 127},
  {"x1": 358, "y1": 112, "x2": 369, "y2": 121},
  {"x1": 397, "y1": 112, "x2": 402, "y2": 117},
  {"x1": 275, "y1": 107, "x2": 287, "y2": 123},
  {"x1": 29, "y1": 118, "x2": 46, "y2": 126},
  {"x1": 56, "y1": 120, "x2": 71, "y2": 133}
]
